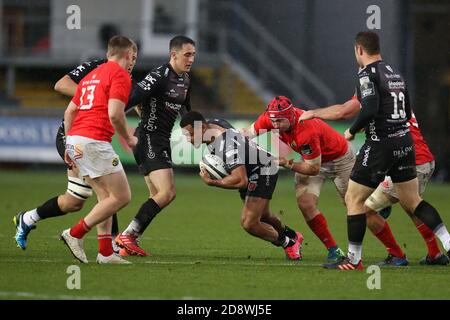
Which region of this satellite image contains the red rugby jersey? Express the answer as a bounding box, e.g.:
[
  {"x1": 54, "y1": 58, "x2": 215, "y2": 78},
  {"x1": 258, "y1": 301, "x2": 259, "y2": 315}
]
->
[
  {"x1": 253, "y1": 108, "x2": 348, "y2": 163},
  {"x1": 69, "y1": 60, "x2": 131, "y2": 142}
]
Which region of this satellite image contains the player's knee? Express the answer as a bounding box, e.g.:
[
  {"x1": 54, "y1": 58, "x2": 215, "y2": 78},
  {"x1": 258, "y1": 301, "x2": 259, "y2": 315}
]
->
[
  {"x1": 345, "y1": 192, "x2": 365, "y2": 212},
  {"x1": 296, "y1": 196, "x2": 317, "y2": 215},
  {"x1": 159, "y1": 188, "x2": 176, "y2": 205},
  {"x1": 60, "y1": 193, "x2": 85, "y2": 212},
  {"x1": 241, "y1": 215, "x2": 258, "y2": 233}
]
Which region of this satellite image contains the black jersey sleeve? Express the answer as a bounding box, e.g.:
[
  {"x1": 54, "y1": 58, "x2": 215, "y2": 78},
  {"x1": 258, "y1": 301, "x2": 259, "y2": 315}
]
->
[
  {"x1": 185, "y1": 86, "x2": 192, "y2": 112},
  {"x1": 125, "y1": 82, "x2": 142, "y2": 112},
  {"x1": 404, "y1": 87, "x2": 412, "y2": 120},
  {"x1": 350, "y1": 72, "x2": 380, "y2": 135},
  {"x1": 67, "y1": 59, "x2": 107, "y2": 83}
]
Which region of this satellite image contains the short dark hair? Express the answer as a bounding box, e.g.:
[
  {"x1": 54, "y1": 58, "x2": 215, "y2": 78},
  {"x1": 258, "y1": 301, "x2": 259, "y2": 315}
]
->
[
  {"x1": 180, "y1": 111, "x2": 205, "y2": 128},
  {"x1": 170, "y1": 35, "x2": 195, "y2": 51},
  {"x1": 355, "y1": 31, "x2": 380, "y2": 55}
]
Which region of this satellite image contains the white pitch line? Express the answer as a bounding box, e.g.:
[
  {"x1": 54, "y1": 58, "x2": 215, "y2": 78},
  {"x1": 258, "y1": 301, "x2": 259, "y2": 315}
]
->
[
  {"x1": 144, "y1": 260, "x2": 321, "y2": 267},
  {"x1": 0, "y1": 258, "x2": 320, "y2": 267},
  {"x1": 0, "y1": 291, "x2": 111, "y2": 300}
]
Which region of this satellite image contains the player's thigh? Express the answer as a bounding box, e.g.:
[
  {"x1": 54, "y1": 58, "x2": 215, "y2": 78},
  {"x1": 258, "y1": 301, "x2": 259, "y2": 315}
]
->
[
  {"x1": 345, "y1": 179, "x2": 375, "y2": 214},
  {"x1": 242, "y1": 196, "x2": 270, "y2": 222},
  {"x1": 393, "y1": 178, "x2": 422, "y2": 213},
  {"x1": 64, "y1": 167, "x2": 92, "y2": 205},
  {"x1": 294, "y1": 172, "x2": 324, "y2": 199},
  {"x1": 331, "y1": 142, "x2": 356, "y2": 200},
  {"x1": 87, "y1": 170, "x2": 131, "y2": 202},
  {"x1": 147, "y1": 168, "x2": 176, "y2": 194}
]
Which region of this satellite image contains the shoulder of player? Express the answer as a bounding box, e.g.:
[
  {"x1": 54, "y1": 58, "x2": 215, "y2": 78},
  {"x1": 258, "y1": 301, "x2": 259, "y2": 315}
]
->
[
  {"x1": 294, "y1": 119, "x2": 319, "y2": 141},
  {"x1": 358, "y1": 65, "x2": 378, "y2": 81}
]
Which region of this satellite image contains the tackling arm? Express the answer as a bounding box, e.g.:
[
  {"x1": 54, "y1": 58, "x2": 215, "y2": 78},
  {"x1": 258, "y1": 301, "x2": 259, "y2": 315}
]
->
[
  {"x1": 201, "y1": 165, "x2": 248, "y2": 189},
  {"x1": 279, "y1": 156, "x2": 321, "y2": 176},
  {"x1": 54, "y1": 75, "x2": 78, "y2": 97},
  {"x1": 300, "y1": 99, "x2": 360, "y2": 121}
]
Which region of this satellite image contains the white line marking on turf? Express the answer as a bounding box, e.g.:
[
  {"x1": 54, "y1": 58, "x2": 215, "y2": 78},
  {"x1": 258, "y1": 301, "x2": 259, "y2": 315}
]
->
[
  {"x1": 0, "y1": 291, "x2": 111, "y2": 300},
  {"x1": 0, "y1": 258, "x2": 320, "y2": 267},
  {"x1": 144, "y1": 260, "x2": 321, "y2": 267}
]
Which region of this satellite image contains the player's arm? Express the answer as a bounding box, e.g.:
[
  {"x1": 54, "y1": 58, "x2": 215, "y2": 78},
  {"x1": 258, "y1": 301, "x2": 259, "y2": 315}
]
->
[
  {"x1": 241, "y1": 114, "x2": 271, "y2": 138},
  {"x1": 109, "y1": 72, "x2": 137, "y2": 148},
  {"x1": 300, "y1": 99, "x2": 360, "y2": 121},
  {"x1": 54, "y1": 75, "x2": 78, "y2": 97},
  {"x1": 56, "y1": 59, "x2": 106, "y2": 97},
  {"x1": 63, "y1": 100, "x2": 78, "y2": 135},
  {"x1": 200, "y1": 165, "x2": 248, "y2": 189},
  {"x1": 241, "y1": 122, "x2": 257, "y2": 138},
  {"x1": 180, "y1": 87, "x2": 192, "y2": 116},
  {"x1": 404, "y1": 87, "x2": 412, "y2": 120},
  {"x1": 109, "y1": 99, "x2": 137, "y2": 148},
  {"x1": 124, "y1": 84, "x2": 143, "y2": 115},
  {"x1": 278, "y1": 156, "x2": 321, "y2": 176},
  {"x1": 346, "y1": 75, "x2": 380, "y2": 139}
]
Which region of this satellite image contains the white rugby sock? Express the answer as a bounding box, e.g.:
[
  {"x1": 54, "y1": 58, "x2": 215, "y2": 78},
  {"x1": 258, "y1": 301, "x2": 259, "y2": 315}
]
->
[
  {"x1": 434, "y1": 224, "x2": 450, "y2": 252},
  {"x1": 123, "y1": 219, "x2": 141, "y2": 236},
  {"x1": 348, "y1": 243, "x2": 362, "y2": 264},
  {"x1": 23, "y1": 209, "x2": 41, "y2": 226}
]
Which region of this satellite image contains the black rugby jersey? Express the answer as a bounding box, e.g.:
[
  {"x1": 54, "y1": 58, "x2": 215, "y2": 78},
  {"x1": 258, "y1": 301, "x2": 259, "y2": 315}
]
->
[
  {"x1": 351, "y1": 60, "x2": 411, "y2": 141},
  {"x1": 206, "y1": 119, "x2": 276, "y2": 177},
  {"x1": 129, "y1": 62, "x2": 191, "y2": 139}
]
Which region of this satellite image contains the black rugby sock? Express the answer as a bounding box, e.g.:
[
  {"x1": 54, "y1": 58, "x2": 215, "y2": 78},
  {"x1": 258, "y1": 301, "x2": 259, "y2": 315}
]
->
[
  {"x1": 133, "y1": 198, "x2": 162, "y2": 234},
  {"x1": 36, "y1": 196, "x2": 66, "y2": 219},
  {"x1": 347, "y1": 214, "x2": 367, "y2": 244},
  {"x1": 414, "y1": 200, "x2": 443, "y2": 232},
  {"x1": 111, "y1": 213, "x2": 119, "y2": 236}
]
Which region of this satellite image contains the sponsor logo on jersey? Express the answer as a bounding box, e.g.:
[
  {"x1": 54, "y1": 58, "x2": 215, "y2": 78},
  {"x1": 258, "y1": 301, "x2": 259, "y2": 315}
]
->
[
  {"x1": 167, "y1": 89, "x2": 179, "y2": 98},
  {"x1": 388, "y1": 80, "x2": 405, "y2": 89},
  {"x1": 165, "y1": 101, "x2": 183, "y2": 111},
  {"x1": 144, "y1": 97, "x2": 158, "y2": 131},
  {"x1": 359, "y1": 76, "x2": 370, "y2": 85},
  {"x1": 386, "y1": 65, "x2": 394, "y2": 72},
  {"x1": 385, "y1": 73, "x2": 401, "y2": 79},
  {"x1": 393, "y1": 146, "x2": 413, "y2": 158},
  {"x1": 361, "y1": 82, "x2": 375, "y2": 98},
  {"x1": 249, "y1": 173, "x2": 259, "y2": 182},
  {"x1": 362, "y1": 145, "x2": 371, "y2": 167},
  {"x1": 146, "y1": 133, "x2": 156, "y2": 159},
  {"x1": 368, "y1": 119, "x2": 380, "y2": 141},
  {"x1": 300, "y1": 144, "x2": 313, "y2": 155}
]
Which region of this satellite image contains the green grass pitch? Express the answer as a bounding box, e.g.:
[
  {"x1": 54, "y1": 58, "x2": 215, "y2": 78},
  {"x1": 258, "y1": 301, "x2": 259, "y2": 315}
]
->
[{"x1": 1, "y1": 169, "x2": 450, "y2": 299}]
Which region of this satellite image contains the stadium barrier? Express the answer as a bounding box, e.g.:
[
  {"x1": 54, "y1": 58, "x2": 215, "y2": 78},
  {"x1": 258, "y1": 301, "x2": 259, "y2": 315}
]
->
[{"x1": 0, "y1": 116, "x2": 364, "y2": 165}]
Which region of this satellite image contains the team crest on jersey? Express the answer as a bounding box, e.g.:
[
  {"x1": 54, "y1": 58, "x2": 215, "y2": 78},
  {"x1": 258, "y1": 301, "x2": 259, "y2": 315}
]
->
[
  {"x1": 248, "y1": 182, "x2": 257, "y2": 191},
  {"x1": 112, "y1": 157, "x2": 119, "y2": 167},
  {"x1": 300, "y1": 144, "x2": 313, "y2": 155},
  {"x1": 360, "y1": 82, "x2": 375, "y2": 98},
  {"x1": 249, "y1": 173, "x2": 259, "y2": 182}
]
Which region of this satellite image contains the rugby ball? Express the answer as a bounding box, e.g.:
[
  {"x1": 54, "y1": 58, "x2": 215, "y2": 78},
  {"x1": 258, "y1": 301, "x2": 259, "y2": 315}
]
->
[{"x1": 199, "y1": 154, "x2": 229, "y2": 180}]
